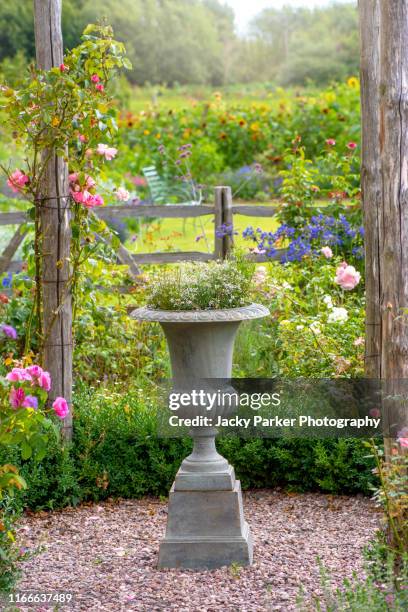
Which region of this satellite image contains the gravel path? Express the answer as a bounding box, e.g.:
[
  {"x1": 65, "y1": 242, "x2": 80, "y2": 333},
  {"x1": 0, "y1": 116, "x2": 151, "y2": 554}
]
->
[{"x1": 14, "y1": 490, "x2": 379, "y2": 611}]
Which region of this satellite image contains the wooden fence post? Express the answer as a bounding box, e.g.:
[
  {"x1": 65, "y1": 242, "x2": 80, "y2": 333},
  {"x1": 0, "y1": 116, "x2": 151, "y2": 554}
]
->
[
  {"x1": 34, "y1": 0, "x2": 73, "y2": 440},
  {"x1": 214, "y1": 186, "x2": 233, "y2": 260}
]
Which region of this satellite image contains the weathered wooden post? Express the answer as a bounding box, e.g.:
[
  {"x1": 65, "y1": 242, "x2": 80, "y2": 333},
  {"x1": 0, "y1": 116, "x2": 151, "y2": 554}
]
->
[
  {"x1": 214, "y1": 186, "x2": 233, "y2": 260},
  {"x1": 359, "y1": 0, "x2": 408, "y2": 446},
  {"x1": 33, "y1": 0, "x2": 73, "y2": 439}
]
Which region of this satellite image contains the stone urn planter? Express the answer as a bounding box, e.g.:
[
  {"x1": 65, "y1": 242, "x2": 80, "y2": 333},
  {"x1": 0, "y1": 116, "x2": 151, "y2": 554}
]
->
[{"x1": 131, "y1": 303, "x2": 269, "y2": 569}]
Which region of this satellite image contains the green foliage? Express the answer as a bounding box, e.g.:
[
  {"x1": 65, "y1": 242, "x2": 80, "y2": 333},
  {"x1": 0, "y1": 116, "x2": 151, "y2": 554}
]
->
[
  {"x1": 0, "y1": 2, "x2": 359, "y2": 88},
  {"x1": 0, "y1": 385, "x2": 376, "y2": 515},
  {"x1": 147, "y1": 258, "x2": 255, "y2": 311},
  {"x1": 304, "y1": 547, "x2": 408, "y2": 611}
]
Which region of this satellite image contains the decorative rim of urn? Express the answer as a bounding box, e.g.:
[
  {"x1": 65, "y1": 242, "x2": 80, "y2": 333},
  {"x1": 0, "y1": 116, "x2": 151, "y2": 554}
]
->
[{"x1": 131, "y1": 303, "x2": 269, "y2": 323}]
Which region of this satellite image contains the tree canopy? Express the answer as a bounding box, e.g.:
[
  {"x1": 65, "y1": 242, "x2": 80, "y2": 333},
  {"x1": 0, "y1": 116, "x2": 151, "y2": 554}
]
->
[{"x1": 0, "y1": 0, "x2": 359, "y2": 86}]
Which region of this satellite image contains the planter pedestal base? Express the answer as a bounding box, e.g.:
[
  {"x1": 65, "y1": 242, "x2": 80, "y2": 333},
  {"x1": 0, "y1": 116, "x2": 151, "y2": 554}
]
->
[{"x1": 158, "y1": 480, "x2": 253, "y2": 569}]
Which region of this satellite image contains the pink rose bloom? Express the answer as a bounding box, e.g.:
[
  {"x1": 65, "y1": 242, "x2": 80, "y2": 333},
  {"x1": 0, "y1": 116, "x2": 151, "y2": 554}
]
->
[
  {"x1": 84, "y1": 194, "x2": 104, "y2": 208},
  {"x1": 116, "y1": 187, "x2": 130, "y2": 202},
  {"x1": 334, "y1": 262, "x2": 361, "y2": 290},
  {"x1": 96, "y1": 143, "x2": 118, "y2": 161},
  {"x1": 59, "y1": 63, "x2": 68, "y2": 72},
  {"x1": 91, "y1": 74, "x2": 100, "y2": 83},
  {"x1": 9, "y1": 387, "x2": 26, "y2": 408},
  {"x1": 79, "y1": 134, "x2": 86, "y2": 142},
  {"x1": 53, "y1": 397, "x2": 69, "y2": 419},
  {"x1": 346, "y1": 142, "x2": 358, "y2": 150},
  {"x1": 326, "y1": 139, "x2": 336, "y2": 146},
  {"x1": 68, "y1": 172, "x2": 78, "y2": 184},
  {"x1": 6, "y1": 367, "x2": 32, "y2": 382},
  {"x1": 38, "y1": 371, "x2": 51, "y2": 391},
  {"x1": 7, "y1": 170, "x2": 29, "y2": 193},
  {"x1": 321, "y1": 246, "x2": 333, "y2": 259},
  {"x1": 397, "y1": 427, "x2": 408, "y2": 448},
  {"x1": 26, "y1": 365, "x2": 43, "y2": 378},
  {"x1": 95, "y1": 84, "x2": 104, "y2": 92},
  {"x1": 85, "y1": 175, "x2": 96, "y2": 189}
]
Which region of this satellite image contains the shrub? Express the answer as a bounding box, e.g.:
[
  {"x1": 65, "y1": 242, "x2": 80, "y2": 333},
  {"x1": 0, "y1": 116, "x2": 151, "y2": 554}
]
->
[{"x1": 0, "y1": 385, "x2": 377, "y2": 513}]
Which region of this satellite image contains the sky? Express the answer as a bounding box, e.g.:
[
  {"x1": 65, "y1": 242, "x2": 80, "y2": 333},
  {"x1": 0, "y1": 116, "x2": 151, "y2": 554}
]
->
[{"x1": 224, "y1": 0, "x2": 354, "y2": 32}]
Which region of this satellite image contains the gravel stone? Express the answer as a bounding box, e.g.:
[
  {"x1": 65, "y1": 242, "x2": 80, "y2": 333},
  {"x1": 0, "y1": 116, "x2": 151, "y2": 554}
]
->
[{"x1": 15, "y1": 490, "x2": 380, "y2": 611}]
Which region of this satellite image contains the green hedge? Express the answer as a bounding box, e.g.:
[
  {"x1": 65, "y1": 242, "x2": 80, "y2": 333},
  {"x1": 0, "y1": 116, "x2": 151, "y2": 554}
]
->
[{"x1": 0, "y1": 385, "x2": 377, "y2": 512}]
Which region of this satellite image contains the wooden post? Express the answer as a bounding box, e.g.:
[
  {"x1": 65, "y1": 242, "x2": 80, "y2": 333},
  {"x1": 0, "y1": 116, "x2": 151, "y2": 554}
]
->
[
  {"x1": 359, "y1": 0, "x2": 408, "y2": 445},
  {"x1": 214, "y1": 186, "x2": 233, "y2": 260},
  {"x1": 34, "y1": 0, "x2": 73, "y2": 440},
  {"x1": 378, "y1": 1, "x2": 408, "y2": 440},
  {"x1": 359, "y1": 0, "x2": 381, "y2": 380}
]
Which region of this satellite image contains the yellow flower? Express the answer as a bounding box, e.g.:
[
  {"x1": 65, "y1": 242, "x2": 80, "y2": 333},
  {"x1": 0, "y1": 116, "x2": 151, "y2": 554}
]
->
[
  {"x1": 250, "y1": 122, "x2": 260, "y2": 132},
  {"x1": 347, "y1": 76, "x2": 359, "y2": 88},
  {"x1": 144, "y1": 129, "x2": 150, "y2": 136},
  {"x1": 51, "y1": 117, "x2": 60, "y2": 127},
  {"x1": 155, "y1": 133, "x2": 161, "y2": 139}
]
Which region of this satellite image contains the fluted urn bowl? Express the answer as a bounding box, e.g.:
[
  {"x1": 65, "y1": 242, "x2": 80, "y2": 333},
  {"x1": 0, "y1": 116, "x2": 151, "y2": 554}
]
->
[{"x1": 131, "y1": 303, "x2": 269, "y2": 569}]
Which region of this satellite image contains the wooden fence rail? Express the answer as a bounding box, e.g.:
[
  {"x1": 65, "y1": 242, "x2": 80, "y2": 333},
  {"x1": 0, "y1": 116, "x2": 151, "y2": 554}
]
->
[{"x1": 0, "y1": 187, "x2": 283, "y2": 284}]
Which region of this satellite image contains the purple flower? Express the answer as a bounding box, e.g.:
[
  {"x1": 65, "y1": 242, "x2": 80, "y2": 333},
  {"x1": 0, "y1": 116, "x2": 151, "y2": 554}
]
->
[
  {"x1": 23, "y1": 395, "x2": 38, "y2": 409},
  {"x1": 1, "y1": 324, "x2": 17, "y2": 339}
]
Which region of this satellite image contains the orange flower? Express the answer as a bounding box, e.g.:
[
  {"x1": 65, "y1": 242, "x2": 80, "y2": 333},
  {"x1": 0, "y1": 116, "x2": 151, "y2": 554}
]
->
[{"x1": 219, "y1": 132, "x2": 227, "y2": 140}]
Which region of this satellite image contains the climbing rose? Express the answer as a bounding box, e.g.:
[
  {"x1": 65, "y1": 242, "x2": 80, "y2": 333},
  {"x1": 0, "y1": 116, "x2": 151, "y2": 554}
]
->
[
  {"x1": 26, "y1": 365, "x2": 43, "y2": 378},
  {"x1": 52, "y1": 397, "x2": 69, "y2": 419},
  {"x1": 326, "y1": 139, "x2": 336, "y2": 146},
  {"x1": 59, "y1": 63, "x2": 68, "y2": 72},
  {"x1": 334, "y1": 262, "x2": 361, "y2": 290},
  {"x1": 91, "y1": 74, "x2": 100, "y2": 83},
  {"x1": 9, "y1": 387, "x2": 26, "y2": 408},
  {"x1": 397, "y1": 427, "x2": 408, "y2": 448},
  {"x1": 95, "y1": 84, "x2": 104, "y2": 92},
  {"x1": 6, "y1": 368, "x2": 32, "y2": 382},
  {"x1": 321, "y1": 246, "x2": 333, "y2": 258},
  {"x1": 38, "y1": 371, "x2": 51, "y2": 391},
  {"x1": 7, "y1": 170, "x2": 29, "y2": 193},
  {"x1": 84, "y1": 194, "x2": 104, "y2": 208},
  {"x1": 1, "y1": 324, "x2": 17, "y2": 339},
  {"x1": 328, "y1": 307, "x2": 348, "y2": 323},
  {"x1": 116, "y1": 187, "x2": 130, "y2": 202},
  {"x1": 97, "y1": 143, "x2": 118, "y2": 160},
  {"x1": 346, "y1": 142, "x2": 357, "y2": 150}
]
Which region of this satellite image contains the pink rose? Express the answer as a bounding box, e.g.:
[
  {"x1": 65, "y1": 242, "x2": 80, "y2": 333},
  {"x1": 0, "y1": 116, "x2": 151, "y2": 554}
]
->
[
  {"x1": 52, "y1": 397, "x2": 69, "y2": 419},
  {"x1": 79, "y1": 134, "x2": 86, "y2": 142},
  {"x1": 397, "y1": 427, "x2": 408, "y2": 448},
  {"x1": 91, "y1": 74, "x2": 100, "y2": 83},
  {"x1": 6, "y1": 368, "x2": 32, "y2": 382},
  {"x1": 68, "y1": 172, "x2": 78, "y2": 184},
  {"x1": 85, "y1": 175, "x2": 96, "y2": 189},
  {"x1": 7, "y1": 170, "x2": 29, "y2": 193},
  {"x1": 96, "y1": 143, "x2": 118, "y2": 161},
  {"x1": 116, "y1": 187, "x2": 130, "y2": 202},
  {"x1": 59, "y1": 63, "x2": 68, "y2": 72},
  {"x1": 26, "y1": 365, "x2": 43, "y2": 378},
  {"x1": 334, "y1": 262, "x2": 361, "y2": 290},
  {"x1": 9, "y1": 387, "x2": 26, "y2": 408},
  {"x1": 321, "y1": 246, "x2": 333, "y2": 259},
  {"x1": 95, "y1": 84, "x2": 104, "y2": 93},
  {"x1": 326, "y1": 139, "x2": 336, "y2": 146},
  {"x1": 346, "y1": 142, "x2": 358, "y2": 150},
  {"x1": 38, "y1": 371, "x2": 51, "y2": 391}
]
